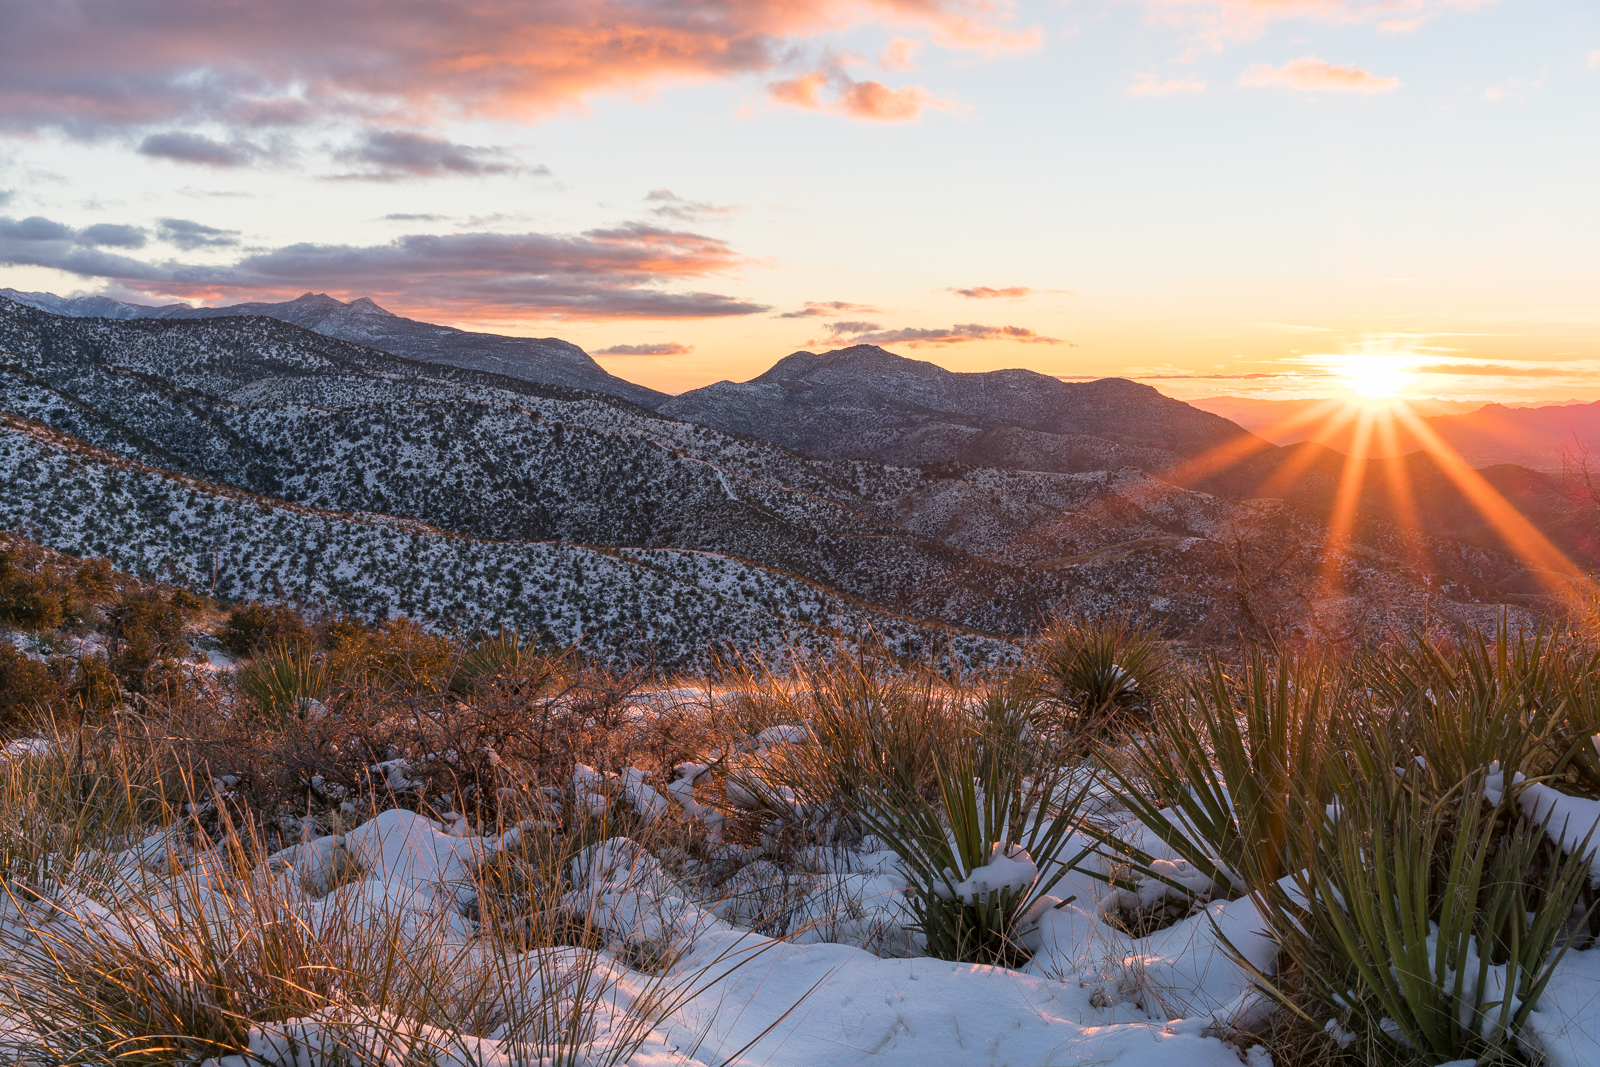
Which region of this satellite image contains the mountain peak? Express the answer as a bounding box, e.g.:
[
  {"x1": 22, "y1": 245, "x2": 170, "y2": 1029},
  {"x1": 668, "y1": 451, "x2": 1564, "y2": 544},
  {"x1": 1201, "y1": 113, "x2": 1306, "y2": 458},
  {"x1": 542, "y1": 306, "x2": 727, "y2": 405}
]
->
[{"x1": 344, "y1": 297, "x2": 395, "y2": 317}]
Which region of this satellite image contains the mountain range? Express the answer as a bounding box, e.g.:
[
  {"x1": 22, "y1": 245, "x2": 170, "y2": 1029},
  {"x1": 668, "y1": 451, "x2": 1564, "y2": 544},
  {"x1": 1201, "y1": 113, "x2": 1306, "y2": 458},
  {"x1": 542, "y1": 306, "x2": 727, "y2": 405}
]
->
[
  {"x1": 0, "y1": 288, "x2": 665, "y2": 408},
  {"x1": 0, "y1": 289, "x2": 1580, "y2": 657}
]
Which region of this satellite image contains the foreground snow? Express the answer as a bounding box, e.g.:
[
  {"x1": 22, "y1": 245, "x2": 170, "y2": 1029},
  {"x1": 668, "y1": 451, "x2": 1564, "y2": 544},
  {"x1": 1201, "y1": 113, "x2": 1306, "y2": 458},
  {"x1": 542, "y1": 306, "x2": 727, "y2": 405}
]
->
[{"x1": 4, "y1": 760, "x2": 1599, "y2": 1065}]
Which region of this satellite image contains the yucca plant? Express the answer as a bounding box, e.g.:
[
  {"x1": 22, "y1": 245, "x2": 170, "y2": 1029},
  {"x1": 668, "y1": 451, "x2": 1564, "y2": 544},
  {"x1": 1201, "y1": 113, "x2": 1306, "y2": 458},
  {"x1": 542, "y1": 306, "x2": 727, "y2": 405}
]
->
[
  {"x1": 1230, "y1": 768, "x2": 1594, "y2": 1063},
  {"x1": 1095, "y1": 653, "x2": 1334, "y2": 902},
  {"x1": 1029, "y1": 612, "x2": 1172, "y2": 729},
  {"x1": 450, "y1": 626, "x2": 557, "y2": 694},
  {"x1": 856, "y1": 727, "x2": 1094, "y2": 966},
  {"x1": 235, "y1": 640, "x2": 330, "y2": 724}
]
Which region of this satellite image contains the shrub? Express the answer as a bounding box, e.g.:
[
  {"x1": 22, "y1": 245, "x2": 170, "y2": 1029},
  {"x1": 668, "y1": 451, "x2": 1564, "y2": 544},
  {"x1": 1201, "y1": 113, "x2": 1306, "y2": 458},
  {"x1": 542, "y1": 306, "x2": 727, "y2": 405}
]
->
[
  {"x1": 220, "y1": 601, "x2": 310, "y2": 656},
  {"x1": 0, "y1": 644, "x2": 60, "y2": 728},
  {"x1": 337, "y1": 618, "x2": 456, "y2": 694},
  {"x1": 106, "y1": 589, "x2": 192, "y2": 692},
  {"x1": 0, "y1": 550, "x2": 65, "y2": 630}
]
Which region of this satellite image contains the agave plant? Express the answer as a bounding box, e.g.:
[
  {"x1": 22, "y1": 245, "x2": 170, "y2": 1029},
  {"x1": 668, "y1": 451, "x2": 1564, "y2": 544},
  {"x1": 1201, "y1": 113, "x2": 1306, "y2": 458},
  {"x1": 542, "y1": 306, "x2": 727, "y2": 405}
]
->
[{"x1": 856, "y1": 727, "x2": 1094, "y2": 966}]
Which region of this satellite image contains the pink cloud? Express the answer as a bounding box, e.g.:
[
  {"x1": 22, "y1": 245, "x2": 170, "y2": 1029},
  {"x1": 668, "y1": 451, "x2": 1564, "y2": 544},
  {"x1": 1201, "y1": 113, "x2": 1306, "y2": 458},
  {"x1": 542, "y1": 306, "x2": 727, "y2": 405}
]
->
[
  {"x1": 951, "y1": 286, "x2": 1033, "y2": 298},
  {"x1": 0, "y1": 1, "x2": 1030, "y2": 136},
  {"x1": 1240, "y1": 55, "x2": 1400, "y2": 92},
  {"x1": 819, "y1": 322, "x2": 1066, "y2": 347},
  {"x1": 770, "y1": 64, "x2": 951, "y2": 121}
]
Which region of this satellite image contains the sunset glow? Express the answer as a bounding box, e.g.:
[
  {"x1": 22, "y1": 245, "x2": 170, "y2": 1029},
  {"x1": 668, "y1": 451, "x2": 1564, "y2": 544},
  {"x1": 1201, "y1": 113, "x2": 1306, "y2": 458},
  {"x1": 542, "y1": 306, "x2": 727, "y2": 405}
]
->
[{"x1": 0, "y1": 1, "x2": 1591, "y2": 400}]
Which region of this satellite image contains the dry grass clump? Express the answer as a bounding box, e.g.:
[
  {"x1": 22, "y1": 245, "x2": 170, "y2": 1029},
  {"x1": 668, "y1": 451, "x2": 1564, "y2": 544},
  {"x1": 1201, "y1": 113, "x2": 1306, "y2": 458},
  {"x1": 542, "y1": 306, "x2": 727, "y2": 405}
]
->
[{"x1": 0, "y1": 724, "x2": 767, "y2": 1066}]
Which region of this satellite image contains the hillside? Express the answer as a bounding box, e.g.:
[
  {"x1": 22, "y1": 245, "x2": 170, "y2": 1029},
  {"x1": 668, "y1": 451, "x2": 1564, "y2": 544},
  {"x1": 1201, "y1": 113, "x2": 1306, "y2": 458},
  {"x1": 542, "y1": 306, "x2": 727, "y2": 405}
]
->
[{"x1": 0, "y1": 413, "x2": 1008, "y2": 668}]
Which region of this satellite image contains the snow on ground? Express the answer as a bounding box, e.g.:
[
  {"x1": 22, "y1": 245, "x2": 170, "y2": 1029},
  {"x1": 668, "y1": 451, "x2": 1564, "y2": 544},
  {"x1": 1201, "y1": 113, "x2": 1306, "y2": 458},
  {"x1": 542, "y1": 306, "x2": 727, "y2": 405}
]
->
[{"x1": 5, "y1": 714, "x2": 1600, "y2": 1065}]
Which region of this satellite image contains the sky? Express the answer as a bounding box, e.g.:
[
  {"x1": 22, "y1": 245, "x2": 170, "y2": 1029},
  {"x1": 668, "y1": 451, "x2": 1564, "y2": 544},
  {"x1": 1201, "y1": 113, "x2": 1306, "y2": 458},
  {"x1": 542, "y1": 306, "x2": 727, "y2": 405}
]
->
[{"x1": 0, "y1": 0, "x2": 1595, "y2": 403}]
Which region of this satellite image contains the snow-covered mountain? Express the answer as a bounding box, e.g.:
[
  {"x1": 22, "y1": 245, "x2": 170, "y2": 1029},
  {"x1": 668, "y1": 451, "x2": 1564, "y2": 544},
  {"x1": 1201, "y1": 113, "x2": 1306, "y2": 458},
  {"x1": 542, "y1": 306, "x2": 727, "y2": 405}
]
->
[
  {"x1": 657, "y1": 344, "x2": 1260, "y2": 471},
  {"x1": 0, "y1": 288, "x2": 665, "y2": 408},
  {"x1": 0, "y1": 294, "x2": 1544, "y2": 648}
]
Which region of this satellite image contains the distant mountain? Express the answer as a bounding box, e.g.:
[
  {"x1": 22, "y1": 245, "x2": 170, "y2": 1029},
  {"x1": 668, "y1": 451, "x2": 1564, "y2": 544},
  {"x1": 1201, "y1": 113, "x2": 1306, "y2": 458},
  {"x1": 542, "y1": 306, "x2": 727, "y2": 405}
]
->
[
  {"x1": 1188, "y1": 395, "x2": 1599, "y2": 472},
  {"x1": 658, "y1": 345, "x2": 1262, "y2": 472},
  {"x1": 0, "y1": 294, "x2": 1533, "y2": 646},
  {"x1": 0, "y1": 288, "x2": 665, "y2": 408}
]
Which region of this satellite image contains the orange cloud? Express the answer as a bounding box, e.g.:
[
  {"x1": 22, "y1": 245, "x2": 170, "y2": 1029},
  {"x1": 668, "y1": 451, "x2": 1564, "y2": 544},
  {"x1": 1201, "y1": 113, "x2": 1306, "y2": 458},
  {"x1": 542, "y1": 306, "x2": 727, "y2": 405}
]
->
[
  {"x1": 770, "y1": 65, "x2": 950, "y2": 121},
  {"x1": 1240, "y1": 56, "x2": 1400, "y2": 92},
  {"x1": 0, "y1": 1, "x2": 1027, "y2": 135},
  {"x1": 880, "y1": 36, "x2": 921, "y2": 70}
]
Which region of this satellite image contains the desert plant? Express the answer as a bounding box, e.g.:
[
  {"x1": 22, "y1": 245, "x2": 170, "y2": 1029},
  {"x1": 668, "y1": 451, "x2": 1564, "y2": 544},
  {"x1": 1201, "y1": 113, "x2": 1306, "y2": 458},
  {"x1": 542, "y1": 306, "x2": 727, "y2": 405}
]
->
[
  {"x1": 855, "y1": 725, "x2": 1094, "y2": 966},
  {"x1": 220, "y1": 600, "x2": 310, "y2": 656},
  {"x1": 1029, "y1": 612, "x2": 1172, "y2": 729},
  {"x1": 725, "y1": 647, "x2": 975, "y2": 834},
  {"x1": 1230, "y1": 768, "x2": 1594, "y2": 1064},
  {"x1": 1095, "y1": 653, "x2": 1335, "y2": 902},
  {"x1": 235, "y1": 641, "x2": 331, "y2": 723},
  {"x1": 450, "y1": 626, "x2": 557, "y2": 694}
]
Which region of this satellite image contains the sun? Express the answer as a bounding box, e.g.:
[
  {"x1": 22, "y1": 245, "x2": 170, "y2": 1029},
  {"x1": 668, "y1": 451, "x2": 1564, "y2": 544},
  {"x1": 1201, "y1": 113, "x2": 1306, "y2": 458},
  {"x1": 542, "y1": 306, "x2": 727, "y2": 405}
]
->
[{"x1": 1336, "y1": 354, "x2": 1414, "y2": 399}]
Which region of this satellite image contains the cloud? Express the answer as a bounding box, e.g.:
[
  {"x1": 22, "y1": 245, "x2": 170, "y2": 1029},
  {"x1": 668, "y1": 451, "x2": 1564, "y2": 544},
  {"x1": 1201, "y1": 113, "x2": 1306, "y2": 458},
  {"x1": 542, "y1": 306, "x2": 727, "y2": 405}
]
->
[
  {"x1": 0, "y1": 191, "x2": 12, "y2": 208},
  {"x1": 645, "y1": 189, "x2": 737, "y2": 222},
  {"x1": 826, "y1": 323, "x2": 1066, "y2": 347},
  {"x1": 825, "y1": 320, "x2": 882, "y2": 335},
  {"x1": 593, "y1": 342, "x2": 693, "y2": 355},
  {"x1": 332, "y1": 130, "x2": 532, "y2": 181},
  {"x1": 0, "y1": 216, "x2": 75, "y2": 242},
  {"x1": 77, "y1": 223, "x2": 148, "y2": 249},
  {"x1": 0, "y1": 213, "x2": 768, "y2": 322},
  {"x1": 1411, "y1": 362, "x2": 1599, "y2": 378},
  {"x1": 138, "y1": 132, "x2": 264, "y2": 167},
  {"x1": 880, "y1": 37, "x2": 920, "y2": 71},
  {"x1": 769, "y1": 65, "x2": 952, "y2": 121},
  {"x1": 952, "y1": 286, "x2": 1032, "y2": 299},
  {"x1": 1240, "y1": 56, "x2": 1400, "y2": 93},
  {"x1": 157, "y1": 218, "x2": 242, "y2": 250},
  {"x1": 1129, "y1": 73, "x2": 1207, "y2": 96},
  {"x1": 383, "y1": 213, "x2": 449, "y2": 222},
  {"x1": 0, "y1": 1, "x2": 1031, "y2": 137},
  {"x1": 777, "y1": 300, "x2": 879, "y2": 318},
  {"x1": 1132, "y1": 1, "x2": 1495, "y2": 44}
]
